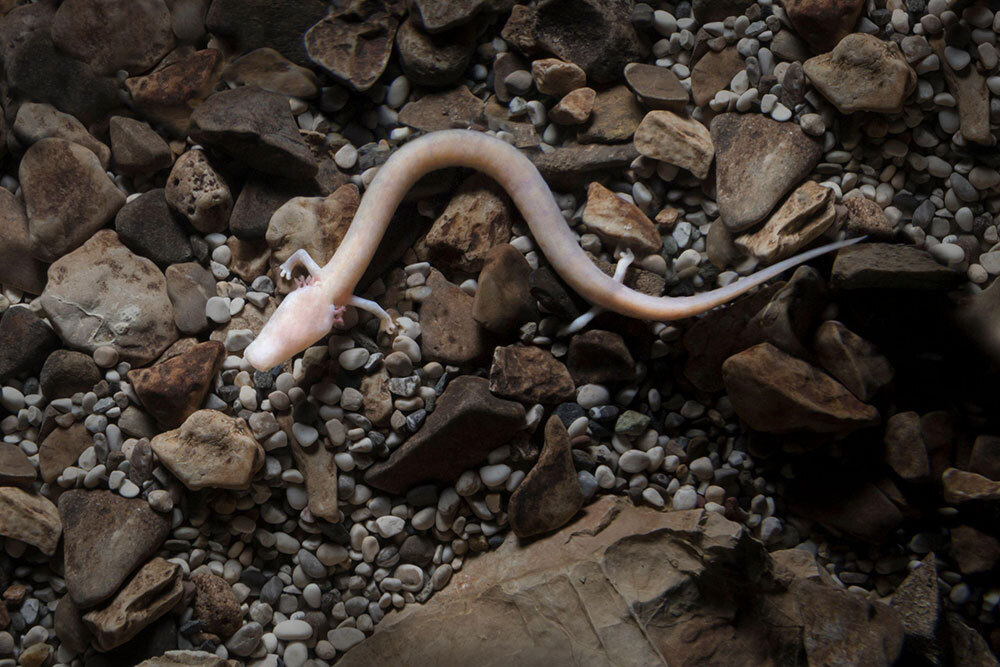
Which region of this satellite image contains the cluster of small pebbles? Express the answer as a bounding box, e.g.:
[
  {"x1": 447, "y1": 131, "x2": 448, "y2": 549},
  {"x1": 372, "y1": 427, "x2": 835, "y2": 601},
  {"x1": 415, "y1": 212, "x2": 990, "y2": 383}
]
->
[{"x1": 0, "y1": 0, "x2": 998, "y2": 665}]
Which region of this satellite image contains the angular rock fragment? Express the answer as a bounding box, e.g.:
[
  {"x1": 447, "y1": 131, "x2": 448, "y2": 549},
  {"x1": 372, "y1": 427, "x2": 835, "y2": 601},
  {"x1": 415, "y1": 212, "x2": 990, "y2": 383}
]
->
[
  {"x1": 109, "y1": 117, "x2": 173, "y2": 175},
  {"x1": 129, "y1": 341, "x2": 225, "y2": 429},
  {"x1": 691, "y1": 47, "x2": 744, "y2": 106},
  {"x1": 397, "y1": 86, "x2": 485, "y2": 131},
  {"x1": 883, "y1": 412, "x2": 931, "y2": 482},
  {"x1": 39, "y1": 422, "x2": 93, "y2": 484},
  {"x1": 13, "y1": 102, "x2": 111, "y2": 169},
  {"x1": 222, "y1": 47, "x2": 320, "y2": 98},
  {"x1": 0, "y1": 188, "x2": 48, "y2": 295},
  {"x1": 115, "y1": 189, "x2": 193, "y2": 266},
  {"x1": 165, "y1": 262, "x2": 217, "y2": 335},
  {"x1": 634, "y1": 110, "x2": 714, "y2": 180},
  {"x1": 783, "y1": 0, "x2": 864, "y2": 53},
  {"x1": 0, "y1": 487, "x2": 61, "y2": 556},
  {"x1": 305, "y1": 9, "x2": 398, "y2": 92},
  {"x1": 0, "y1": 444, "x2": 36, "y2": 487},
  {"x1": 566, "y1": 330, "x2": 635, "y2": 385},
  {"x1": 803, "y1": 34, "x2": 916, "y2": 114},
  {"x1": 508, "y1": 415, "x2": 583, "y2": 537},
  {"x1": 831, "y1": 243, "x2": 963, "y2": 290},
  {"x1": 419, "y1": 270, "x2": 491, "y2": 365},
  {"x1": 814, "y1": 320, "x2": 893, "y2": 402},
  {"x1": 734, "y1": 181, "x2": 836, "y2": 264},
  {"x1": 581, "y1": 182, "x2": 661, "y2": 255},
  {"x1": 125, "y1": 49, "x2": 224, "y2": 136},
  {"x1": 489, "y1": 345, "x2": 575, "y2": 404},
  {"x1": 395, "y1": 15, "x2": 477, "y2": 87},
  {"x1": 942, "y1": 468, "x2": 1000, "y2": 504},
  {"x1": 472, "y1": 244, "x2": 537, "y2": 335}
]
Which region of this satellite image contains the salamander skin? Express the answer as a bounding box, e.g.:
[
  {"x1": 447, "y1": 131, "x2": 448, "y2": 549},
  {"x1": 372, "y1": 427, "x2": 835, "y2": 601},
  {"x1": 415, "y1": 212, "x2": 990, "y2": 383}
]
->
[{"x1": 244, "y1": 129, "x2": 861, "y2": 371}]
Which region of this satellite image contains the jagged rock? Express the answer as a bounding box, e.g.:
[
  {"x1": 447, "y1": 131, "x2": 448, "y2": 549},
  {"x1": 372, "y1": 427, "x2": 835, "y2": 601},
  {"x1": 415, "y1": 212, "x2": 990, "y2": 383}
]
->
[
  {"x1": 204, "y1": 0, "x2": 328, "y2": 66},
  {"x1": 508, "y1": 415, "x2": 583, "y2": 537},
  {"x1": 634, "y1": 110, "x2": 714, "y2": 180},
  {"x1": 733, "y1": 180, "x2": 836, "y2": 264},
  {"x1": 489, "y1": 345, "x2": 575, "y2": 404},
  {"x1": 942, "y1": 468, "x2": 1000, "y2": 504},
  {"x1": 165, "y1": 262, "x2": 217, "y2": 335},
  {"x1": 39, "y1": 422, "x2": 92, "y2": 483},
  {"x1": 831, "y1": 243, "x2": 964, "y2": 290},
  {"x1": 0, "y1": 444, "x2": 36, "y2": 487},
  {"x1": 395, "y1": 14, "x2": 477, "y2": 87},
  {"x1": 578, "y1": 85, "x2": 645, "y2": 143},
  {"x1": 0, "y1": 487, "x2": 61, "y2": 556},
  {"x1": 580, "y1": 182, "x2": 661, "y2": 255},
  {"x1": 191, "y1": 573, "x2": 242, "y2": 638},
  {"x1": 128, "y1": 341, "x2": 225, "y2": 428},
  {"x1": 783, "y1": 0, "x2": 864, "y2": 53},
  {"x1": 566, "y1": 330, "x2": 634, "y2": 385},
  {"x1": 814, "y1": 320, "x2": 894, "y2": 402},
  {"x1": 222, "y1": 47, "x2": 319, "y2": 98},
  {"x1": 691, "y1": 47, "x2": 744, "y2": 106},
  {"x1": 803, "y1": 34, "x2": 916, "y2": 114},
  {"x1": 125, "y1": 48, "x2": 224, "y2": 136},
  {"x1": 305, "y1": 8, "x2": 398, "y2": 92}
]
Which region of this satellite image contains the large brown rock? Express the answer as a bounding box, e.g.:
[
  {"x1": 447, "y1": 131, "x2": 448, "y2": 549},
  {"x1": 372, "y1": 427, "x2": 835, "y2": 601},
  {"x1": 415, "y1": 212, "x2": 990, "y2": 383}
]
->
[
  {"x1": 419, "y1": 270, "x2": 491, "y2": 365},
  {"x1": 165, "y1": 262, "x2": 217, "y2": 335},
  {"x1": 942, "y1": 468, "x2": 1000, "y2": 504},
  {"x1": 38, "y1": 230, "x2": 178, "y2": 366},
  {"x1": 733, "y1": 180, "x2": 837, "y2": 264},
  {"x1": 0, "y1": 487, "x2": 61, "y2": 556},
  {"x1": 578, "y1": 85, "x2": 645, "y2": 143},
  {"x1": 691, "y1": 47, "x2": 744, "y2": 106},
  {"x1": 395, "y1": 14, "x2": 477, "y2": 87},
  {"x1": 508, "y1": 416, "x2": 583, "y2": 537},
  {"x1": 305, "y1": 8, "x2": 398, "y2": 92},
  {"x1": 205, "y1": 0, "x2": 328, "y2": 66},
  {"x1": 489, "y1": 345, "x2": 575, "y2": 404},
  {"x1": 580, "y1": 182, "x2": 661, "y2": 255},
  {"x1": 803, "y1": 34, "x2": 916, "y2": 114},
  {"x1": 129, "y1": 341, "x2": 225, "y2": 429},
  {"x1": 0, "y1": 443, "x2": 36, "y2": 487},
  {"x1": 397, "y1": 85, "x2": 485, "y2": 132},
  {"x1": 0, "y1": 307, "x2": 60, "y2": 382},
  {"x1": 365, "y1": 376, "x2": 525, "y2": 493},
  {"x1": 782, "y1": 0, "x2": 864, "y2": 53},
  {"x1": 722, "y1": 342, "x2": 880, "y2": 435},
  {"x1": 59, "y1": 490, "x2": 170, "y2": 608},
  {"x1": 634, "y1": 110, "x2": 714, "y2": 180},
  {"x1": 125, "y1": 48, "x2": 224, "y2": 136},
  {"x1": 12, "y1": 102, "x2": 111, "y2": 169},
  {"x1": 831, "y1": 243, "x2": 964, "y2": 290},
  {"x1": 115, "y1": 188, "x2": 193, "y2": 266},
  {"x1": 165, "y1": 150, "x2": 232, "y2": 234},
  {"x1": 136, "y1": 652, "x2": 229, "y2": 667},
  {"x1": 191, "y1": 573, "x2": 242, "y2": 638},
  {"x1": 109, "y1": 117, "x2": 173, "y2": 176},
  {"x1": 623, "y1": 62, "x2": 688, "y2": 111},
  {"x1": 222, "y1": 47, "x2": 320, "y2": 98},
  {"x1": 0, "y1": 188, "x2": 48, "y2": 295},
  {"x1": 883, "y1": 412, "x2": 931, "y2": 483},
  {"x1": 890, "y1": 553, "x2": 940, "y2": 659},
  {"x1": 150, "y1": 410, "x2": 264, "y2": 491},
  {"x1": 711, "y1": 113, "x2": 823, "y2": 232},
  {"x1": 813, "y1": 320, "x2": 893, "y2": 402},
  {"x1": 566, "y1": 330, "x2": 635, "y2": 385}
]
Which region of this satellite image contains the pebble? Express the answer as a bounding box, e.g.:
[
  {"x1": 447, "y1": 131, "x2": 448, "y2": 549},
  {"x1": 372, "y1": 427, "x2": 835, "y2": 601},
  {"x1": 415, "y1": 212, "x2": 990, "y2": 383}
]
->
[
  {"x1": 274, "y1": 619, "x2": 313, "y2": 641},
  {"x1": 672, "y1": 486, "x2": 699, "y2": 510}
]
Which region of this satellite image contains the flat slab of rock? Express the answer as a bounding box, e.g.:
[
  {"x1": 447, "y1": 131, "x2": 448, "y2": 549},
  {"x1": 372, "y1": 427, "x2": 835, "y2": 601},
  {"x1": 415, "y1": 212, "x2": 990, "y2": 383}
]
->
[
  {"x1": 711, "y1": 112, "x2": 822, "y2": 232},
  {"x1": 129, "y1": 341, "x2": 225, "y2": 428},
  {"x1": 578, "y1": 85, "x2": 644, "y2": 143},
  {"x1": 942, "y1": 468, "x2": 1000, "y2": 504},
  {"x1": 803, "y1": 34, "x2": 916, "y2": 115},
  {"x1": 0, "y1": 187, "x2": 48, "y2": 295},
  {"x1": 831, "y1": 243, "x2": 964, "y2": 290},
  {"x1": 581, "y1": 182, "x2": 661, "y2": 255},
  {"x1": 691, "y1": 47, "x2": 744, "y2": 107},
  {"x1": 814, "y1": 320, "x2": 893, "y2": 402},
  {"x1": 733, "y1": 180, "x2": 836, "y2": 264},
  {"x1": 38, "y1": 229, "x2": 178, "y2": 366},
  {"x1": 150, "y1": 410, "x2": 264, "y2": 491},
  {"x1": 489, "y1": 345, "x2": 575, "y2": 404},
  {"x1": 722, "y1": 342, "x2": 880, "y2": 435},
  {"x1": 0, "y1": 486, "x2": 61, "y2": 555},
  {"x1": 566, "y1": 330, "x2": 635, "y2": 385},
  {"x1": 136, "y1": 651, "x2": 229, "y2": 667},
  {"x1": 305, "y1": 8, "x2": 398, "y2": 92},
  {"x1": 508, "y1": 415, "x2": 583, "y2": 537},
  {"x1": 528, "y1": 141, "x2": 639, "y2": 189},
  {"x1": 59, "y1": 489, "x2": 170, "y2": 608},
  {"x1": 39, "y1": 422, "x2": 93, "y2": 483},
  {"x1": 398, "y1": 85, "x2": 485, "y2": 131},
  {"x1": 419, "y1": 270, "x2": 491, "y2": 365},
  {"x1": 0, "y1": 443, "x2": 36, "y2": 487},
  {"x1": 634, "y1": 110, "x2": 714, "y2": 180},
  {"x1": 278, "y1": 413, "x2": 340, "y2": 522},
  {"x1": 190, "y1": 86, "x2": 318, "y2": 179},
  {"x1": 931, "y1": 37, "x2": 991, "y2": 146},
  {"x1": 624, "y1": 62, "x2": 687, "y2": 111},
  {"x1": 365, "y1": 376, "x2": 525, "y2": 493}
]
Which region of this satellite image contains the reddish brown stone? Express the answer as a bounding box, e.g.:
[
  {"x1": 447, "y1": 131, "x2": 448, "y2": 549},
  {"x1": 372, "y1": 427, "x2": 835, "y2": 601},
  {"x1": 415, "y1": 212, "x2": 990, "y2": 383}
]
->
[
  {"x1": 419, "y1": 270, "x2": 490, "y2": 365},
  {"x1": 191, "y1": 573, "x2": 242, "y2": 638},
  {"x1": 489, "y1": 345, "x2": 575, "y2": 404},
  {"x1": 566, "y1": 330, "x2": 635, "y2": 385},
  {"x1": 128, "y1": 341, "x2": 225, "y2": 429}
]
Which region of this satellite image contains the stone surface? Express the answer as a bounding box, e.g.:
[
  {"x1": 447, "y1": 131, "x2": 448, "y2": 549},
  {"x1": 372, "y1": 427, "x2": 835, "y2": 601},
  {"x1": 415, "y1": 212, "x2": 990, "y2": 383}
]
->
[
  {"x1": 0, "y1": 307, "x2": 60, "y2": 382},
  {"x1": 0, "y1": 444, "x2": 36, "y2": 487},
  {"x1": 205, "y1": 0, "x2": 328, "y2": 66},
  {"x1": 39, "y1": 230, "x2": 178, "y2": 366},
  {"x1": 531, "y1": 57, "x2": 586, "y2": 96},
  {"x1": 789, "y1": 479, "x2": 903, "y2": 544},
  {"x1": 129, "y1": 341, "x2": 225, "y2": 428},
  {"x1": 831, "y1": 243, "x2": 964, "y2": 290},
  {"x1": 578, "y1": 85, "x2": 645, "y2": 143},
  {"x1": 165, "y1": 150, "x2": 232, "y2": 234},
  {"x1": 54, "y1": 595, "x2": 92, "y2": 654},
  {"x1": 722, "y1": 342, "x2": 880, "y2": 435},
  {"x1": 397, "y1": 85, "x2": 485, "y2": 131},
  {"x1": 13, "y1": 102, "x2": 111, "y2": 169},
  {"x1": 109, "y1": 116, "x2": 173, "y2": 175},
  {"x1": 969, "y1": 435, "x2": 1000, "y2": 481},
  {"x1": 890, "y1": 553, "x2": 939, "y2": 658},
  {"x1": 693, "y1": 0, "x2": 753, "y2": 22},
  {"x1": 395, "y1": 15, "x2": 477, "y2": 87},
  {"x1": 125, "y1": 48, "x2": 224, "y2": 136},
  {"x1": 931, "y1": 37, "x2": 991, "y2": 146},
  {"x1": 472, "y1": 244, "x2": 537, "y2": 335},
  {"x1": 165, "y1": 262, "x2": 217, "y2": 335},
  {"x1": 82, "y1": 557, "x2": 183, "y2": 651},
  {"x1": 283, "y1": 413, "x2": 340, "y2": 522},
  {"x1": 883, "y1": 412, "x2": 931, "y2": 482},
  {"x1": 942, "y1": 468, "x2": 1000, "y2": 504},
  {"x1": 548, "y1": 87, "x2": 596, "y2": 125},
  {"x1": 116, "y1": 189, "x2": 193, "y2": 266},
  {"x1": 305, "y1": 9, "x2": 398, "y2": 92},
  {"x1": 50, "y1": 0, "x2": 174, "y2": 75},
  {"x1": 784, "y1": 0, "x2": 864, "y2": 53},
  {"x1": 231, "y1": 175, "x2": 318, "y2": 240},
  {"x1": 150, "y1": 410, "x2": 265, "y2": 490},
  {"x1": 813, "y1": 320, "x2": 893, "y2": 402},
  {"x1": 581, "y1": 182, "x2": 661, "y2": 255},
  {"x1": 803, "y1": 34, "x2": 916, "y2": 114},
  {"x1": 0, "y1": 487, "x2": 61, "y2": 556},
  {"x1": 508, "y1": 415, "x2": 583, "y2": 537},
  {"x1": 528, "y1": 142, "x2": 639, "y2": 190},
  {"x1": 191, "y1": 573, "x2": 242, "y2": 638},
  {"x1": 634, "y1": 110, "x2": 714, "y2": 180},
  {"x1": 566, "y1": 330, "x2": 635, "y2": 385},
  {"x1": 691, "y1": 47, "x2": 744, "y2": 107},
  {"x1": 843, "y1": 196, "x2": 894, "y2": 239},
  {"x1": 223, "y1": 47, "x2": 319, "y2": 98},
  {"x1": 419, "y1": 270, "x2": 490, "y2": 365},
  {"x1": 39, "y1": 422, "x2": 93, "y2": 484},
  {"x1": 733, "y1": 180, "x2": 836, "y2": 264},
  {"x1": 711, "y1": 113, "x2": 823, "y2": 232},
  {"x1": 136, "y1": 651, "x2": 229, "y2": 667},
  {"x1": 489, "y1": 345, "x2": 576, "y2": 404},
  {"x1": 624, "y1": 62, "x2": 688, "y2": 111},
  {"x1": 189, "y1": 86, "x2": 317, "y2": 179},
  {"x1": 20, "y1": 137, "x2": 126, "y2": 262},
  {"x1": 365, "y1": 376, "x2": 525, "y2": 493},
  {"x1": 59, "y1": 489, "x2": 170, "y2": 608},
  {"x1": 40, "y1": 349, "x2": 101, "y2": 399},
  {"x1": 412, "y1": 0, "x2": 506, "y2": 32},
  {"x1": 0, "y1": 188, "x2": 49, "y2": 295},
  {"x1": 738, "y1": 265, "x2": 827, "y2": 359}
]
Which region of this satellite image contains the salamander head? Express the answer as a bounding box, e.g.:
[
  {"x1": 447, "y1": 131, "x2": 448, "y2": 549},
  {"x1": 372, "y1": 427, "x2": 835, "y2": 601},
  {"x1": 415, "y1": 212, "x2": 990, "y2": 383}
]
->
[{"x1": 244, "y1": 284, "x2": 346, "y2": 371}]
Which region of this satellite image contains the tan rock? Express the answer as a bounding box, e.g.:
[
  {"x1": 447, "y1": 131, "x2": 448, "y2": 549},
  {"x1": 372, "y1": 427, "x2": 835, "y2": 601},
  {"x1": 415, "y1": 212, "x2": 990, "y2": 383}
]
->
[
  {"x1": 191, "y1": 573, "x2": 242, "y2": 637},
  {"x1": 136, "y1": 651, "x2": 229, "y2": 667},
  {"x1": 165, "y1": 150, "x2": 232, "y2": 234},
  {"x1": 398, "y1": 85, "x2": 485, "y2": 132},
  {"x1": 150, "y1": 410, "x2": 264, "y2": 490},
  {"x1": 83, "y1": 557, "x2": 184, "y2": 651},
  {"x1": 531, "y1": 57, "x2": 586, "y2": 95},
  {"x1": 843, "y1": 196, "x2": 895, "y2": 238},
  {"x1": 931, "y1": 37, "x2": 991, "y2": 145},
  {"x1": 226, "y1": 237, "x2": 270, "y2": 284},
  {"x1": 361, "y1": 368, "x2": 394, "y2": 426},
  {"x1": 733, "y1": 180, "x2": 836, "y2": 264},
  {"x1": 548, "y1": 87, "x2": 595, "y2": 125},
  {"x1": 0, "y1": 487, "x2": 61, "y2": 556},
  {"x1": 39, "y1": 422, "x2": 92, "y2": 484},
  {"x1": 305, "y1": 9, "x2": 397, "y2": 92},
  {"x1": 581, "y1": 182, "x2": 662, "y2": 255},
  {"x1": 278, "y1": 413, "x2": 340, "y2": 522},
  {"x1": 0, "y1": 443, "x2": 36, "y2": 487},
  {"x1": 578, "y1": 84, "x2": 645, "y2": 143},
  {"x1": 222, "y1": 47, "x2": 319, "y2": 98},
  {"x1": 942, "y1": 468, "x2": 1000, "y2": 504},
  {"x1": 472, "y1": 244, "x2": 537, "y2": 335},
  {"x1": 634, "y1": 110, "x2": 714, "y2": 180},
  {"x1": 489, "y1": 345, "x2": 575, "y2": 404},
  {"x1": 691, "y1": 47, "x2": 744, "y2": 106},
  {"x1": 803, "y1": 34, "x2": 916, "y2": 114},
  {"x1": 13, "y1": 102, "x2": 111, "y2": 169},
  {"x1": 969, "y1": 434, "x2": 1000, "y2": 481},
  {"x1": 508, "y1": 415, "x2": 583, "y2": 537},
  {"x1": 420, "y1": 270, "x2": 490, "y2": 365}
]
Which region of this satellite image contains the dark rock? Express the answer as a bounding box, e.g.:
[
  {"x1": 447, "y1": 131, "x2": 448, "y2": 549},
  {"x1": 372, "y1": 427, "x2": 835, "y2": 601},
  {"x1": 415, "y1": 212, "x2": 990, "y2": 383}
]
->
[
  {"x1": 942, "y1": 467, "x2": 1000, "y2": 504},
  {"x1": 528, "y1": 142, "x2": 639, "y2": 190},
  {"x1": 578, "y1": 85, "x2": 645, "y2": 144},
  {"x1": 54, "y1": 595, "x2": 92, "y2": 654},
  {"x1": 365, "y1": 376, "x2": 525, "y2": 493},
  {"x1": 969, "y1": 435, "x2": 1000, "y2": 481},
  {"x1": 0, "y1": 188, "x2": 48, "y2": 295},
  {"x1": 115, "y1": 189, "x2": 194, "y2": 266},
  {"x1": 623, "y1": 62, "x2": 689, "y2": 111},
  {"x1": 412, "y1": 0, "x2": 509, "y2": 32},
  {"x1": 472, "y1": 244, "x2": 537, "y2": 335},
  {"x1": 692, "y1": 0, "x2": 752, "y2": 22},
  {"x1": 231, "y1": 174, "x2": 318, "y2": 240},
  {"x1": 191, "y1": 573, "x2": 242, "y2": 638},
  {"x1": 109, "y1": 117, "x2": 173, "y2": 175},
  {"x1": 419, "y1": 270, "x2": 490, "y2": 365},
  {"x1": 950, "y1": 525, "x2": 1000, "y2": 575},
  {"x1": 39, "y1": 350, "x2": 101, "y2": 399},
  {"x1": 883, "y1": 412, "x2": 930, "y2": 482},
  {"x1": 784, "y1": 0, "x2": 865, "y2": 53},
  {"x1": 0, "y1": 444, "x2": 36, "y2": 487},
  {"x1": 0, "y1": 307, "x2": 60, "y2": 382},
  {"x1": 38, "y1": 422, "x2": 92, "y2": 483},
  {"x1": 831, "y1": 243, "x2": 964, "y2": 290},
  {"x1": 529, "y1": 266, "x2": 583, "y2": 320},
  {"x1": 396, "y1": 15, "x2": 478, "y2": 87},
  {"x1": 398, "y1": 85, "x2": 486, "y2": 131},
  {"x1": 814, "y1": 320, "x2": 893, "y2": 402},
  {"x1": 738, "y1": 265, "x2": 827, "y2": 359},
  {"x1": 124, "y1": 48, "x2": 224, "y2": 137},
  {"x1": 566, "y1": 330, "x2": 634, "y2": 385},
  {"x1": 489, "y1": 345, "x2": 575, "y2": 404},
  {"x1": 399, "y1": 535, "x2": 435, "y2": 567},
  {"x1": 789, "y1": 478, "x2": 903, "y2": 543},
  {"x1": 165, "y1": 262, "x2": 217, "y2": 335},
  {"x1": 205, "y1": 0, "x2": 329, "y2": 67},
  {"x1": 305, "y1": 8, "x2": 398, "y2": 92},
  {"x1": 128, "y1": 341, "x2": 225, "y2": 429},
  {"x1": 508, "y1": 415, "x2": 583, "y2": 537}
]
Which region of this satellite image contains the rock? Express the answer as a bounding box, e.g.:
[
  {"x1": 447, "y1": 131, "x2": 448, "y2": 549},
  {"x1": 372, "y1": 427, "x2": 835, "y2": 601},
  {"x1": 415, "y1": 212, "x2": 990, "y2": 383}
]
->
[
  {"x1": 361, "y1": 369, "x2": 394, "y2": 426},
  {"x1": 955, "y1": 276, "x2": 1000, "y2": 364},
  {"x1": 227, "y1": 237, "x2": 271, "y2": 284},
  {"x1": 548, "y1": 87, "x2": 596, "y2": 125},
  {"x1": 116, "y1": 189, "x2": 193, "y2": 266},
  {"x1": 566, "y1": 330, "x2": 635, "y2": 385},
  {"x1": 397, "y1": 85, "x2": 485, "y2": 131},
  {"x1": 843, "y1": 196, "x2": 894, "y2": 239},
  {"x1": 51, "y1": 0, "x2": 174, "y2": 75},
  {"x1": 59, "y1": 489, "x2": 171, "y2": 608},
  {"x1": 736, "y1": 265, "x2": 826, "y2": 359},
  {"x1": 590, "y1": 251, "x2": 666, "y2": 296},
  {"x1": 189, "y1": 86, "x2": 317, "y2": 179},
  {"x1": 691, "y1": 47, "x2": 744, "y2": 107},
  {"x1": 472, "y1": 244, "x2": 537, "y2": 335},
  {"x1": 282, "y1": 415, "x2": 340, "y2": 522},
  {"x1": 165, "y1": 150, "x2": 232, "y2": 234},
  {"x1": 136, "y1": 651, "x2": 229, "y2": 667},
  {"x1": 693, "y1": 0, "x2": 753, "y2": 22},
  {"x1": 733, "y1": 180, "x2": 836, "y2": 264},
  {"x1": 531, "y1": 57, "x2": 586, "y2": 96},
  {"x1": 54, "y1": 595, "x2": 92, "y2": 654},
  {"x1": 150, "y1": 410, "x2": 265, "y2": 490},
  {"x1": 890, "y1": 554, "x2": 939, "y2": 659},
  {"x1": 950, "y1": 525, "x2": 1000, "y2": 575},
  {"x1": 634, "y1": 110, "x2": 714, "y2": 180},
  {"x1": 931, "y1": 37, "x2": 991, "y2": 146},
  {"x1": 489, "y1": 345, "x2": 575, "y2": 404},
  {"x1": 125, "y1": 49, "x2": 224, "y2": 136},
  {"x1": 942, "y1": 468, "x2": 1000, "y2": 504},
  {"x1": 883, "y1": 412, "x2": 931, "y2": 482},
  {"x1": 129, "y1": 341, "x2": 225, "y2": 428},
  {"x1": 580, "y1": 182, "x2": 661, "y2": 255},
  {"x1": 395, "y1": 15, "x2": 476, "y2": 87},
  {"x1": 365, "y1": 376, "x2": 525, "y2": 493},
  {"x1": 831, "y1": 243, "x2": 964, "y2": 290},
  {"x1": 416, "y1": 174, "x2": 514, "y2": 272},
  {"x1": 119, "y1": 406, "x2": 160, "y2": 439},
  {"x1": 40, "y1": 350, "x2": 101, "y2": 399},
  {"x1": 722, "y1": 342, "x2": 880, "y2": 435},
  {"x1": 789, "y1": 478, "x2": 903, "y2": 543},
  {"x1": 578, "y1": 85, "x2": 645, "y2": 143},
  {"x1": 711, "y1": 113, "x2": 823, "y2": 232},
  {"x1": 266, "y1": 184, "x2": 360, "y2": 294},
  {"x1": 706, "y1": 217, "x2": 744, "y2": 269},
  {"x1": 82, "y1": 558, "x2": 183, "y2": 651},
  {"x1": 165, "y1": 262, "x2": 217, "y2": 335},
  {"x1": 20, "y1": 137, "x2": 126, "y2": 262},
  {"x1": 528, "y1": 142, "x2": 639, "y2": 190},
  {"x1": 0, "y1": 188, "x2": 48, "y2": 295},
  {"x1": 223, "y1": 47, "x2": 319, "y2": 98},
  {"x1": 191, "y1": 573, "x2": 242, "y2": 637},
  {"x1": 205, "y1": 0, "x2": 328, "y2": 66},
  {"x1": 771, "y1": 30, "x2": 811, "y2": 63},
  {"x1": 623, "y1": 62, "x2": 688, "y2": 111},
  {"x1": 969, "y1": 435, "x2": 1000, "y2": 481},
  {"x1": 0, "y1": 444, "x2": 36, "y2": 487},
  {"x1": 231, "y1": 174, "x2": 318, "y2": 240},
  {"x1": 501, "y1": 0, "x2": 645, "y2": 84},
  {"x1": 420, "y1": 270, "x2": 491, "y2": 365},
  {"x1": 508, "y1": 416, "x2": 583, "y2": 537},
  {"x1": 109, "y1": 117, "x2": 173, "y2": 175},
  {"x1": 305, "y1": 9, "x2": 398, "y2": 92},
  {"x1": 0, "y1": 487, "x2": 61, "y2": 556},
  {"x1": 783, "y1": 0, "x2": 864, "y2": 53},
  {"x1": 0, "y1": 307, "x2": 60, "y2": 382},
  {"x1": 38, "y1": 422, "x2": 92, "y2": 484},
  {"x1": 39, "y1": 230, "x2": 178, "y2": 365},
  {"x1": 943, "y1": 612, "x2": 998, "y2": 666},
  {"x1": 12, "y1": 102, "x2": 111, "y2": 169},
  {"x1": 813, "y1": 320, "x2": 893, "y2": 402},
  {"x1": 412, "y1": 0, "x2": 505, "y2": 32},
  {"x1": 803, "y1": 34, "x2": 916, "y2": 114}
]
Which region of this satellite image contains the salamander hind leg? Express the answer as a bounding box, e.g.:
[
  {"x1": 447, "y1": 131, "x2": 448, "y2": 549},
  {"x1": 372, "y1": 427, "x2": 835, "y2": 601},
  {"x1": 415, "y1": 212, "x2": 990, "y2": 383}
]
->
[
  {"x1": 280, "y1": 249, "x2": 323, "y2": 281},
  {"x1": 559, "y1": 248, "x2": 636, "y2": 336},
  {"x1": 348, "y1": 295, "x2": 397, "y2": 335}
]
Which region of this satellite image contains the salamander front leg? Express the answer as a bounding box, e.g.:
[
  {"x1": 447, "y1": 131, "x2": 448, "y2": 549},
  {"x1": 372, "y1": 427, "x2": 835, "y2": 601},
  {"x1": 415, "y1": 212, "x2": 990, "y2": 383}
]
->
[
  {"x1": 279, "y1": 249, "x2": 323, "y2": 281},
  {"x1": 348, "y1": 295, "x2": 397, "y2": 335},
  {"x1": 558, "y1": 248, "x2": 636, "y2": 336}
]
